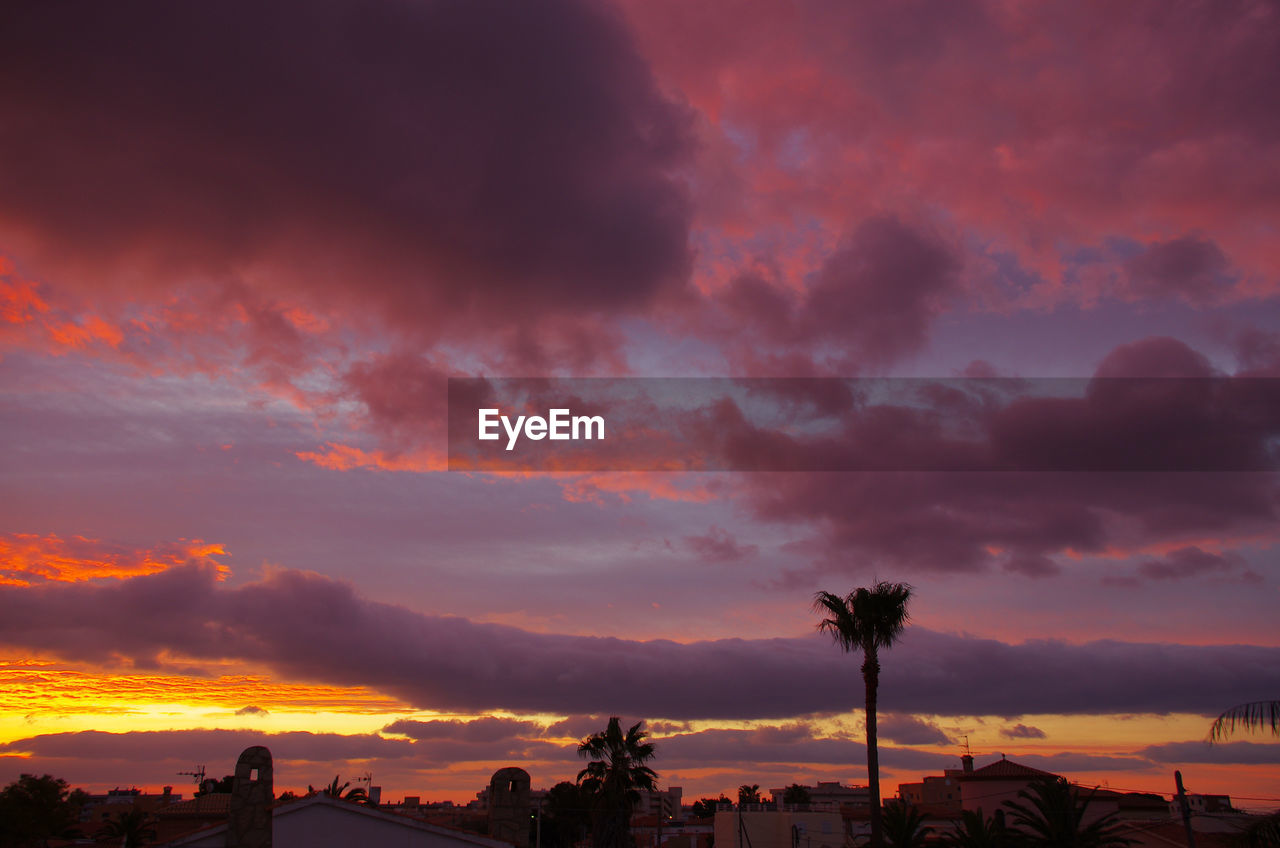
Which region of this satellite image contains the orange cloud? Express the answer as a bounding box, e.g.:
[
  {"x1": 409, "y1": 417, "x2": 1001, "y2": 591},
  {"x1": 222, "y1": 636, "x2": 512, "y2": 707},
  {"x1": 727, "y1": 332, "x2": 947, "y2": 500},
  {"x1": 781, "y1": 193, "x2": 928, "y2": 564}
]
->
[
  {"x1": 43, "y1": 314, "x2": 125, "y2": 350},
  {"x1": 0, "y1": 262, "x2": 50, "y2": 325},
  {"x1": 0, "y1": 533, "x2": 230, "y2": 586},
  {"x1": 0, "y1": 659, "x2": 407, "y2": 715},
  {"x1": 295, "y1": 442, "x2": 444, "y2": 472},
  {"x1": 557, "y1": 472, "x2": 722, "y2": 505},
  {"x1": 1, "y1": 257, "x2": 125, "y2": 354}
]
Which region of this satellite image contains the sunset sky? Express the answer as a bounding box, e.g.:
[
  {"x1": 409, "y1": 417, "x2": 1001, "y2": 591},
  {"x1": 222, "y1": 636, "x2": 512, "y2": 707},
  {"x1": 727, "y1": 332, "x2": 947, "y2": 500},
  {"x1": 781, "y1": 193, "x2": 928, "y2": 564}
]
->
[{"x1": 2, "y1": 0, "x2": 1279, "y2": 809}]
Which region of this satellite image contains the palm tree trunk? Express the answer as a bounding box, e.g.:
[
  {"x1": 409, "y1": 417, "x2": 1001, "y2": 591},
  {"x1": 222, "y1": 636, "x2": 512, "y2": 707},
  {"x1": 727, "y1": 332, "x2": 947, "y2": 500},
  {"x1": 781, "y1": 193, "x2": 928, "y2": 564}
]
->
[{"x1": 863, "y1": 647, "x2": 882, "y2": 848}]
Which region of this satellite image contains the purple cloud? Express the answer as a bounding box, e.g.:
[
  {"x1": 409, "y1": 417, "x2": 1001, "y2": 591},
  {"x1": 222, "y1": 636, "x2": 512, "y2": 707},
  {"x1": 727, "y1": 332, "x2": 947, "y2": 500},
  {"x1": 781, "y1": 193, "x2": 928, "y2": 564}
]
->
[
  {"x1": 684, "y1": 527, "x2": 758, "y2": 563},
  {"x1": 0, "y1": 0, "x2": 693, "y2": 340},
  {"x1": 1124, "y1": 237, "x2": 1231, "y2": 303},
  {"x1": 1000, "y1": 724, "x2": 1047, "y2": 739},
  {"x1": 879, "y1": 715, "x2": 953, "y2": 746},
  {"x1": 1, "y1": 565, "x2": 1277, "y2": 720}
]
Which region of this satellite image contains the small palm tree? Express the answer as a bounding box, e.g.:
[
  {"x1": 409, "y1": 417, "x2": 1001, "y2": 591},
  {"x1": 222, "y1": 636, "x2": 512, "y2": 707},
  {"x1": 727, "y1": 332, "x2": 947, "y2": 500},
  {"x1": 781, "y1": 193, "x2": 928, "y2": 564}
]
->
[
  {"x1": 312, "y1": 775, "x2": 368, "y2": 803},
  {"x1": 1209, "y1": 700, "x2": 1279, "y2": 742},
  {"x1": 944, "y1": 809, "x2": 1016, "y2": 848},
  {"x1": 99, "y1": 808, "x2": 157, "y2": 848},
  {"x1": 1004, "y1": 777, "x2": 1133, "y2": 848},
  {"x1": 883, "y1": 800, "x2": 932, "y2": 848},
  {"x1": 739, "y1": 784, "x2": 762, "y2": 805},
  {"x1": 1239, "y1": 811, "x2": 1280, "y2": 848},
  {"x1": 814, "y1": 582, "x2": 913, "y2": 848},
  {"x1": 577, "y1": 716, "x2": 658, "y2": 848}
]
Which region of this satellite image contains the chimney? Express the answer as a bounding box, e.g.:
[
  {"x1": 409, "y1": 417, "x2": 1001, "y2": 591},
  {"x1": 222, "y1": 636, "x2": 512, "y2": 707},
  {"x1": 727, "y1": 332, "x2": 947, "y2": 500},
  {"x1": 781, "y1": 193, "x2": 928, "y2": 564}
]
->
[
  {"x1": 163, "y1": 785, "x2": 172, "y2": 797},
  {"x1": 961, "y1": 755, "x2": 974, "y2": 774}
]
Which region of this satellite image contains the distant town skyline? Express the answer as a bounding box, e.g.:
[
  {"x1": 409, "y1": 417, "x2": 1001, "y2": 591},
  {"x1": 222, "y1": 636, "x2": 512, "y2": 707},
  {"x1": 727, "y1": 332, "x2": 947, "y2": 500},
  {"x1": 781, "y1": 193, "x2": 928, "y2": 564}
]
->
[{"x1": 1, "y1": 0, "x2": 1278, "y2": 809}]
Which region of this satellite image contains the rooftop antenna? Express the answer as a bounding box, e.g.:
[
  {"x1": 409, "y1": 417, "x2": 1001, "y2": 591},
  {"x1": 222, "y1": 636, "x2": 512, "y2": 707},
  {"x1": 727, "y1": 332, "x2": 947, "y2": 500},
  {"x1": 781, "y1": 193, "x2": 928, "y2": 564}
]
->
[
  {"x1": 178, "y1": 765, "x2": 207, "y2": 787},
  {"x1": 962, "y1": 736, "x2": 972, "y2": 757}
]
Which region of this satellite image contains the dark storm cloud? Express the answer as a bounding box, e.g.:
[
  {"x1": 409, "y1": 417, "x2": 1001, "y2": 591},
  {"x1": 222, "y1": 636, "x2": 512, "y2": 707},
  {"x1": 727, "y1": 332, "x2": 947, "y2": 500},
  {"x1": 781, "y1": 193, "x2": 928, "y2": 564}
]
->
[
  {"x1": 0, "y1": 0, "x2": 693, "y2": 331},
  {"x1": 1, "y1": 565, "x2": 1277, "y2": 720}
]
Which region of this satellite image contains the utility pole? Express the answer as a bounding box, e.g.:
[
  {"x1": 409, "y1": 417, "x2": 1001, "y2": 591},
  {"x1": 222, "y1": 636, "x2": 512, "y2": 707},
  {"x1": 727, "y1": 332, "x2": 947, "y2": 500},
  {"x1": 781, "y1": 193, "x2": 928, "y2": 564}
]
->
[{"x1": 1174, "y1": 770, "x2": 1197, "y2": 848}]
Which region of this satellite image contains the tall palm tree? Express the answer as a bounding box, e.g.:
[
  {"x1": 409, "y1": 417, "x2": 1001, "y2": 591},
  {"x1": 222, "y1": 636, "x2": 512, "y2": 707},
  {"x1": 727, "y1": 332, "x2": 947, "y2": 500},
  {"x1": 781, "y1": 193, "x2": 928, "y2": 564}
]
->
[
  {"x1": 882, "y1": 800, "x2": 932, "y2": 848},
  {"x1": 1003, "y1": 777, "x2": 1133, "y2": 848},
  {"x1": 813, "y1": 582, "x2": 913, "y2": 848},
  {"x1": 1209, "y1": 700, "x2": 1279, "y2": 742},
  {"x1": 577, "y1": 716, "x2": 658, "y2": 848}
]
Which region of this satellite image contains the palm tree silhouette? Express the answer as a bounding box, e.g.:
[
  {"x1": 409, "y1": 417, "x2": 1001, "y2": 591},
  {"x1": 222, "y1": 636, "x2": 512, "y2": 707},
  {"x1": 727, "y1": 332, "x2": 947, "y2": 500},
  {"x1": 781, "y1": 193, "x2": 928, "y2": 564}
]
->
[
  {"x1": 577, "y1": 716, "x2": 658, "y2": 848},
  {"x1": 310, "y1": 775, "x2": 368, "y2": 803},
  {"x1": 99, "y1": 808, "x2": 157, "y2": 848},
  {"x1": 1208, "y1": 700, "x2": 1279, "y2": 742},
  {"x1": 943, "y1": 809, "x2": 1016, "y2": 848},
  {"x1": 882, "y1": 800, "x2": 932, "y2": 848},
  {"x1": 813, "y1": 582, "x2": 912, "y2": 848},
  {"x1": 1003, "y1": 777, "x2": 1133, "y2": 848}
]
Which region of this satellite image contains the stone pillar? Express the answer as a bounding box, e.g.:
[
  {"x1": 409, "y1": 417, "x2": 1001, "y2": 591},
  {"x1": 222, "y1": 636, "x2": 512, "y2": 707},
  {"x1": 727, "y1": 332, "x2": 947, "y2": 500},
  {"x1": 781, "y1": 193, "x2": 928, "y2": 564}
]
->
[
  {"x1": 227, "y1": 746, "x2": 273, "y2": 848},
  {"x1": 488, "y1": 767, "x2": 531, "y2": 848}
]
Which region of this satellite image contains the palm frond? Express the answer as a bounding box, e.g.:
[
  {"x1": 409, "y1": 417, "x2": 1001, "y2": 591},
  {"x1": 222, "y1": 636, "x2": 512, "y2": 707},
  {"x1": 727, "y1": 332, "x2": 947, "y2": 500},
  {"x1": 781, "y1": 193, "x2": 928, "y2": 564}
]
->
[
  {"x1": 813, "y1": 582, "x2": 913, "y2": 653},
  {"x1": 1208, "y1": 700, "x2": 1280, "y2": 743}
]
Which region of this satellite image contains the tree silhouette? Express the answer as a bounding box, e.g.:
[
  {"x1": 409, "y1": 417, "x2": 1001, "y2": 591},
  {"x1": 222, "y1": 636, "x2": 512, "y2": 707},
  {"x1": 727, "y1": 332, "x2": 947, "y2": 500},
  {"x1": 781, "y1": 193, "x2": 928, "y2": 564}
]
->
[
  {"x1": 1238, "y1": 811, "x2": 1280, "y2": 848},
  {"x1": 1003, "y1": 777, "x2": 1133, "y2": 848},
  {"x1": 1209, "y1": 700, "x2": 1279, "y2": 742},
  {"x1": 98, "y1": 808, "x2": 157, "y2": 848},
  {"x1": 738, "y1": 784, "x2": 762, "y2": 805},
  {"x1": 814, "y1": 582, "x2": 913, "y2": 848},
  {"x1": 577, "y1": 716, "x2": 658, "y2": 848},
  {"x1": 310, "y1": 775, "x2": 368, "y2": 803},
  {"x1": 944, "y1": 809, "x2": 1016, "y2": 848},
  {"x1": 543, "y1": 781, "x2": 593, "y2": 848},
  {"x1": 781, "y1": 784, "x2": 811, "y2": 806},
  {"x1": 691, "y1": 796, "x2": 732, "y2": 818},
  {"x1": 0, "y1": 774, "x2": 86, "y2": 848},
  {"x1": 883, "y1": 801, "x2": 932, "y2": 848},
  {"x1": 195, "y1": 775, "x2": 233, "y2": 796}
]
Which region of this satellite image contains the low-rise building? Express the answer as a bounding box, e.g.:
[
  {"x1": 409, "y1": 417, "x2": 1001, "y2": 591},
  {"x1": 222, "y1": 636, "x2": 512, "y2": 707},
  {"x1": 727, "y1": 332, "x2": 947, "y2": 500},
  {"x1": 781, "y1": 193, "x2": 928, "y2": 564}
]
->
[
  {"x1": 714, "y1": 807, "x2": 847, "y2": 848},
  {"x1": 767, "y1": 782, "x2": 870, "y2": 810},
  {"x1": 164, "y1": 794, "x2": 517, "y2": 848}
]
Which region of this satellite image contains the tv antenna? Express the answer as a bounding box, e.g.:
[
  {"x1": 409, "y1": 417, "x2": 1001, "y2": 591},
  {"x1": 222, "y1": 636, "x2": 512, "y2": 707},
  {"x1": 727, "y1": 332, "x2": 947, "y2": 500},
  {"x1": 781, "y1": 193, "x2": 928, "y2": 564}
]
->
[
  {"x1": 178, "y1": 765, "x2": 207, "y2": 786},
  {"x1": 962, "y1": 736, "x2": 973, "y2": 757}
]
